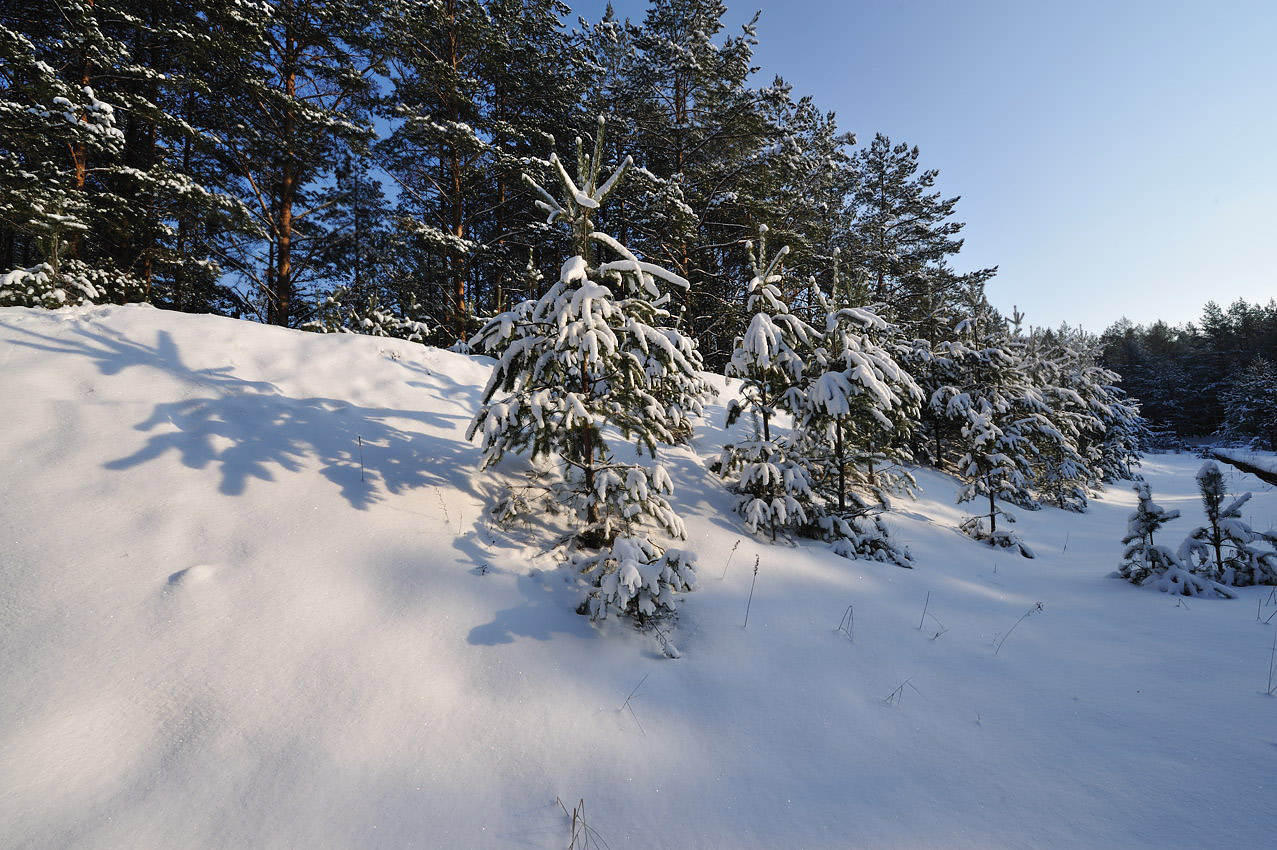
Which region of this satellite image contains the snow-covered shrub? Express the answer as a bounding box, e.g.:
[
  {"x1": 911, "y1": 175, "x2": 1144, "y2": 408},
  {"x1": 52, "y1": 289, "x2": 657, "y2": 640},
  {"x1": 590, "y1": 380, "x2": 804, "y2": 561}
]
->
[
  {"x1": 574, "y1": 538, "x2": 696, "y2": 622},
  {"x1": 1178, "y1": 462, "x2": 1277, "y2": 587},
  {"x1": 817, "y1": 509, "x2": 912, "y2": 567},
  {"x1": 0, "y1": 260, "x2": 143, "y2": 309},
  {"x1": 958, "y1": 511, "x2": 1035, "y2": 558},
  {"x1": 303, "y1": 287, "x2": 434, "y2": 343},
  {"x1": 0, "y1": 263, "x2": 95, "y2": 309}
]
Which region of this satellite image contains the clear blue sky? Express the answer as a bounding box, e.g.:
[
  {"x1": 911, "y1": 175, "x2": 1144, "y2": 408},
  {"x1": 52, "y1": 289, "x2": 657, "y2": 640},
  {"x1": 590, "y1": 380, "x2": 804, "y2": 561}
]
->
[{"x1": 570, "y1": 0, "x2": 1277, "y2": 332}]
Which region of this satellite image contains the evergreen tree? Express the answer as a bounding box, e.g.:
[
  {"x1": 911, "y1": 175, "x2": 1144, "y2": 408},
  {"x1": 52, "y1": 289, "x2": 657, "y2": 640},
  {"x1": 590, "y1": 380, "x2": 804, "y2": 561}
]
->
[
  {"x1": 1219, "y1": 356, "x2": 1277, "y2": 451},
  {"x1": 603, "y1": 0, "x2": 786, "y2": 367},
  {"x1": 0, "y1": 2, "x2": 132, "y2": 305},
  {"x1": 381, "y1": 0, "x2": 583, "y2": 339},
  {"x1": 468, "y1": 120, "x2": 710, "y2": 621},
  {"x1": 714, "y1": 227, "x2": 816, "y2": 540},
  {"x1": 1118, "y1": 481, "x2": 1234, "y2": 597},
  {"x1": 302, "y1": 285, "x2": 433, "y2": 342},
  {"x1": 840, "y1": 133, "x2": 993, "y2": 343},
  {"x1": 1, "y1": 0, "x2": 257, "y2": 313},
  {"x1": 934, "y1": 299, "x2": 1047, "y2": 557},
  {"x1": 209, "y1": 0, "x2": 380, "y2": 326},
  {"x1": 1019, "y1": 326, "x2": 1098, "y2": 511},
  {"x1": 795, "y1": 285, "x2": 920, "y2": 564},
  {"x1": 1179, "y1": 462, "x2": 1277, "y2": 587}
]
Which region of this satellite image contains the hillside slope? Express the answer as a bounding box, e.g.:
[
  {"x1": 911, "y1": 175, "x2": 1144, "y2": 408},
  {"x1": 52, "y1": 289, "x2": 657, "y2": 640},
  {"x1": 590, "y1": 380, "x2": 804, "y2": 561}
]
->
[{"x1": 2, "y1": 305, "x2": 1276, "y2": 849}]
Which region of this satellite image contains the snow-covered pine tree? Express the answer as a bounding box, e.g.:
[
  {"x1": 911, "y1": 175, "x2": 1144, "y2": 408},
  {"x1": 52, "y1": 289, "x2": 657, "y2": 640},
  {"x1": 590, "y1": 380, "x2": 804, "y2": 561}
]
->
[
  {"x1": 1056, "y1": 333, "x2": 1146, "y2": 485},
  {"x1": 1118, "y1": 481, "x2": 1235, "y2": 597},
  {"x1": 935, "y1": 299, "x2": 1046, "y2": 557},
  {"x1": 0, "y1": 8, "x2": 127, "y2": 307},
  {"x1": 1179, "y1": 461, "x2": 1277, "y2": 587},
  {"x1": 468, "y1": 119, "x2": 711, "y2": 622},
  {"x1": 1019, "y1": 327, "x2": 1095, "y2": 512},
  {"x1": 714, "y1": 227, "x2": 817, "y2": 540},
  {"x1": 797, "y1": 285, "x2": 921, "y2": 564}
]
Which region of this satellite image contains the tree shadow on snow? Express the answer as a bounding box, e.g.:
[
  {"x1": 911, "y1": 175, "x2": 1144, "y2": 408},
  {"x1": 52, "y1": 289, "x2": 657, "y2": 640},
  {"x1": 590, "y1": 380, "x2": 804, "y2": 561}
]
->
[
  {"x1": 104, "y1": 391, "x2": 473, "y2": 508},
  {"x1": 2, "y1": 321, "x2": 476, "y2": 509},
  {"x1": 466, "y1": 573, "x2": 596, "y2": 646}
]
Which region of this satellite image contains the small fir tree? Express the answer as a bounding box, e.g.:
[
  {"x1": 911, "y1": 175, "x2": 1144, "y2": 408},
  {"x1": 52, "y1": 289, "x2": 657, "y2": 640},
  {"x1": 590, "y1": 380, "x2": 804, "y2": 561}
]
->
[
  {"x1": 796, "y1": 285, "x2": 921, "y2": 565},
  {"x1": 1118, "y1": 481, "x2": 1234, "y2": 597},
  {"x1": 936, "y1": 300, "x2": 1043, "y2": 557},
  {"x1": 715, "y1": 227, "x2": 816, "y2": 540},
  {"x1": 468, "y1": 118, "x2": 711, "y2": 622},
  {"x1": 1179, "y1": 462, "x2": 1277, "y2": 587}
]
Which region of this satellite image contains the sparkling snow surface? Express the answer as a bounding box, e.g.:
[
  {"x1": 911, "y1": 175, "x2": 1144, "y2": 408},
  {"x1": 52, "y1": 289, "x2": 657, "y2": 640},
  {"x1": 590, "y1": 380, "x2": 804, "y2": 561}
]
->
[{"x1": 2, "y1": 305, "x2": 1276, "y2": 848}]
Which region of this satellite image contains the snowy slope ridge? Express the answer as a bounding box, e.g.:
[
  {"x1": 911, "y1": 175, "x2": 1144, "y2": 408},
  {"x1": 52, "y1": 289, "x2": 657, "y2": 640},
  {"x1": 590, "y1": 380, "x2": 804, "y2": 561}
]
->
[{"x1": 2, "y1": 305, "x2": 1276, "y2": 849}]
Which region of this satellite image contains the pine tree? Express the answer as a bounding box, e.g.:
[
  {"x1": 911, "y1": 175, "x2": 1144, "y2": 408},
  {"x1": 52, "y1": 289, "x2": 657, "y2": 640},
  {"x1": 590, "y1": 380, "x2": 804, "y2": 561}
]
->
[
  {"x1": 0, "y1": 3, "x2": 130, "y2": 305},
  {"x1": 1, "y1": 1, "x2": 257, "y2": 313},
  {"x1": 840, "y1": 133, "x2": 994, "y2": 344},
  {"x1": 381, "y1": 0, "x2": 584, "y2": 340},
  {"x1": 714, "y1": 227, "x2": 816, "y2": 540},
  {"x1": 302, "y1": 286, "x2": 433, "y2": 342},
  {"x1": 1118, "y1": 481, "x2": 1234, "y2": 597},
  {"x1": 1018, "y1": 326, "x2": 1097, "y2": 511},
  {"x1": 1179, "y1": 462, "x2": 1277, "y2": 587},
  {"x1": 209, "y1": 0, "x2": 380, "y2": 326},
  {"x1": 468, "y1": 120, "x2": 710, "y2": 621},
  {"x1": 935, "y1": 299, "x2": 1045, "y2": 557},
  {"x1": 1219, "y1": 356, "x2": 1277, "y2": 451},
  {"x1": 603, "y1": 0, "x2": 784, "y2": 367},
  {"x1": 795, "y1": 284, "x2": 920, "y2": 564}
]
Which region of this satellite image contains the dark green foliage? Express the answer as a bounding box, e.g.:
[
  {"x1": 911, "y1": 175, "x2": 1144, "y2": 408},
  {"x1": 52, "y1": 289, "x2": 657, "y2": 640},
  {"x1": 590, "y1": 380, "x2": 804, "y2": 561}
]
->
[{"x1": 1100, "y1": 299, "x2": 1277, "y2": 441}]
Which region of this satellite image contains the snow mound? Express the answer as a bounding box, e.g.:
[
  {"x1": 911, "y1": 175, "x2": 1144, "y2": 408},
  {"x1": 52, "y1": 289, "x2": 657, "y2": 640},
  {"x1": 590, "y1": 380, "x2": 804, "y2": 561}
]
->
[{"x1": 2, "y1": 305, "x2": 1276, "y2": 848}]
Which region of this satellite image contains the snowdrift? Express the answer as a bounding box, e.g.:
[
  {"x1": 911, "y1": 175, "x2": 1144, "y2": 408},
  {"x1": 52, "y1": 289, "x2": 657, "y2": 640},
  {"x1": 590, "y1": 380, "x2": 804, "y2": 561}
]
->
[{"x1": 2, "y1": 305, "x2": 1276, "y2": 848}]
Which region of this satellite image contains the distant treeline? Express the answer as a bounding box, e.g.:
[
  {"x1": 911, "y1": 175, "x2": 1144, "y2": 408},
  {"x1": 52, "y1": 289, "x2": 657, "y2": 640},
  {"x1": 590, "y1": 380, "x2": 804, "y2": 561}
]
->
[{"x1": 1100, "y1": 299, "x2": 1277, "y2": 449}]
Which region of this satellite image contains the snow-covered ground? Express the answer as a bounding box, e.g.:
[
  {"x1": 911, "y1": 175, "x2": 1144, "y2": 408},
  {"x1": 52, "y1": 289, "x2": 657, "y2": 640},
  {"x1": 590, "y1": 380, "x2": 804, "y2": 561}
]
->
[
  {"x1": 1214, "y1": 447, "x2": 1277, "y2": 478},
  {"x1": 3, "y1": 305, "x2": 1276, "y2": 849}
]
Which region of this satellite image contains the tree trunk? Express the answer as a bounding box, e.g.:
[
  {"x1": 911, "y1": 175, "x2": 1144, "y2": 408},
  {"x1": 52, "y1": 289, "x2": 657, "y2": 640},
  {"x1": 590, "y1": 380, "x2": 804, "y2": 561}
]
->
[
  {"x1": 269, "y1": 22, "x2": 299, "y2": 326},
  {"x1": 835, "y1": 420, "x2": 846, "y2": 513}
]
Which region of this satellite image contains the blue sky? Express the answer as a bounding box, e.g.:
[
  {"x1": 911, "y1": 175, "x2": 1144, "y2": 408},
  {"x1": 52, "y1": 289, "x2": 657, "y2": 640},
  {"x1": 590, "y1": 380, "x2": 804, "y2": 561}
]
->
[{"x1": 571, "y1": 0, "x2": 1277, "y2": 332}]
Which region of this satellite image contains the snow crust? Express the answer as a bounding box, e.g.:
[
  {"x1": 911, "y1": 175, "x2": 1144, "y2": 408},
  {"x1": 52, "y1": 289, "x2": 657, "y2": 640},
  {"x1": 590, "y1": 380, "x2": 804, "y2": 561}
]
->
[{"x1": 2, "y1": 305, "x2": 1276, "y2": 848}]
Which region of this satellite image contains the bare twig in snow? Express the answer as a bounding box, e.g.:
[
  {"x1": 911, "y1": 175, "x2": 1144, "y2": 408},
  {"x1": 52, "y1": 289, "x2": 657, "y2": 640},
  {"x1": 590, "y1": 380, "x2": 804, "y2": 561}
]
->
[{"x1": 995, "y1": 602, "x2": 1044, "y2": 656}]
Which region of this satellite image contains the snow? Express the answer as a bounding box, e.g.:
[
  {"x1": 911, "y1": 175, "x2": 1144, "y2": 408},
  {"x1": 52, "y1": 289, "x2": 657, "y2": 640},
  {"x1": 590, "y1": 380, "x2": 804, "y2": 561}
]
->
[
  {"x1": 1215, "y1": 447, "x2": 1277, "y2": 477},
  {"x1": 3, "y1": 305, "x2": 1277, "y2": 848}
]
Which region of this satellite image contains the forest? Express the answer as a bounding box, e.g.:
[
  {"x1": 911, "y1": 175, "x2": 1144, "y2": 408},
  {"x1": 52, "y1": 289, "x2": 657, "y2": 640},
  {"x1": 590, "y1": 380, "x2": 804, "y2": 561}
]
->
[
  {"x1": 1100, "y1": 299, "x2": 1277, "y2": 450},
  {"x1": 2, "y1": 1, "x2": 1272, "y2": 464}
]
